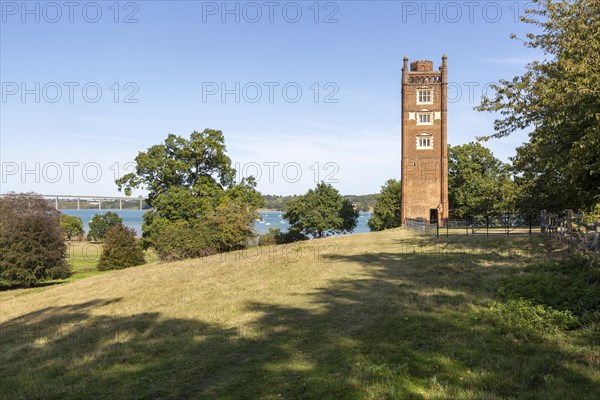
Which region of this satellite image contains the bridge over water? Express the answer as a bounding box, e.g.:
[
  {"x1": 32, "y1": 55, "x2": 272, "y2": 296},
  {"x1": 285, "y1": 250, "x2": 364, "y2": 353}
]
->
[{"x1": 0, "y1": 194, "x2": 148, "y2": 210}]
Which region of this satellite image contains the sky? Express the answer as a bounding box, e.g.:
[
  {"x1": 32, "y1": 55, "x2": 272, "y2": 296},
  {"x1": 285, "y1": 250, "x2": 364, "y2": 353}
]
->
[{"x1": 1, "y1": 0, "x2": 546, "y2": 197}]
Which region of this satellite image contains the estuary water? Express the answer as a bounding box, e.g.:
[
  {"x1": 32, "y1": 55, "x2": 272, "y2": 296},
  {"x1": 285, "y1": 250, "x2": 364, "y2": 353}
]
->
[{"x1": 60, "y1": 209, "x2": 373, "y2": 237}]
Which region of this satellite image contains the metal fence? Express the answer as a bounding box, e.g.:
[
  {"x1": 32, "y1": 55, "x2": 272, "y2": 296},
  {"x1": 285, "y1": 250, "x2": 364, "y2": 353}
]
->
[{"x1": 405, "y1": 213, "x2": 540, "y2": 238}]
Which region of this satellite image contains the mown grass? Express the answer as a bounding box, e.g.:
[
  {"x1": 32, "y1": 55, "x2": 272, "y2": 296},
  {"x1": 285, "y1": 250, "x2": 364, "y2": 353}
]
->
[{"x1": 0, "y1": 229, "x2": 598, "y2": 399}]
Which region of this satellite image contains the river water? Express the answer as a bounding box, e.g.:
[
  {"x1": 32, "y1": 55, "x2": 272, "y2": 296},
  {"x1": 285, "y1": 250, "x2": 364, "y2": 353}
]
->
[{"x1": 60, "y1": 209, "x2": 373, "y2": 236}]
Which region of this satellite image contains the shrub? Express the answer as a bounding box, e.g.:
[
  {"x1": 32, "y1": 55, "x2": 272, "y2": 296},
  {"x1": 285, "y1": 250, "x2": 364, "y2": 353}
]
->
[
  {"x1": 97, "y1": 225, "x2": 145, "y2": 271},
  {"x1": 60, "y1": 214, "x2": 84, "y2": 239},
  {"x1": 153, "y1": 201, "x2": 258, "y2": 261},
  {"x1": 481, "y1": 299, "x2": 580, "y2": 341},
  {"x1": 0, "y1": 194, "x2": 71, "y2": 286},
  {"x1": 275, "y1": 228, "x2": 308, "y2": 244},
  {"x1": 88, "y1": 212, "x2": 123, "y2": 241},
  {"x1": 153, "y1": 220, "x2": 216, "y2": 261},
  {"x1": 497, "y1": 255, "x2": 600, "y2": 324},
  {"x1": 259, "y1": 227, "x2": 280, "y2": 246}
]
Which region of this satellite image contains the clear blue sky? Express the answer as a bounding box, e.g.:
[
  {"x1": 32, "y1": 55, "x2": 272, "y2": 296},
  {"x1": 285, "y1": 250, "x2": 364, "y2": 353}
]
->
[{"x1": 1, "y1": 1, "x2": 544, "y2": 196}]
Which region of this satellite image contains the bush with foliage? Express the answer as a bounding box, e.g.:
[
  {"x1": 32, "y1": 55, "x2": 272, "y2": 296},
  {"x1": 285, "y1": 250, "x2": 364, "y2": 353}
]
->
[
  {"x1": 284, "y1": 182, "x2": 359, "y2": 239},
  {"x1": 88, "y1": 212, "x2": 123, "y2": 241},
  {"x1": 481, "y1": 299, "x2": 580, "y2": 341},
  {"x1": 97, "y1": 225, "x2": 145, "y2": 270},
  {"x1": 259, "y1": 227, "x2": 308, "y2": 246},
  {"x1": 59, "y1": 214, "x2": 84, "y2": 239},
  {"x1": 497, "y1": 255, "x2": 600, "y2": 325},
  {"x1": 259, "y1": 227, "x2": 280, "y2": 246},
  {"x1": 368, "y1": 179, "x2": 402, "y2": 231},
  {"x1": 276, "y1": 228, "x2": 308, "y2": 244},
  {"x1": 0, "y1": 194, "x2": 71, "y2": 286},
  {"x1": 153, "y1": 200, "x2": 258, "y2": 261}
]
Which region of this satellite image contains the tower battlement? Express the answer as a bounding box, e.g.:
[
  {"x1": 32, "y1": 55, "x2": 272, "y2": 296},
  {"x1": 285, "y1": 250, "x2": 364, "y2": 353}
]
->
[{"x1": 410, "y1": 60, "x2": 433, "y2": 72}]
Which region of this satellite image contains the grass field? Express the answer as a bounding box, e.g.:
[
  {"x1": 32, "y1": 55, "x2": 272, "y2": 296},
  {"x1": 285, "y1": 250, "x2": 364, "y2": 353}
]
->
[{"x1": 1, "y1": 229, "x2": 598, "y2": 399}]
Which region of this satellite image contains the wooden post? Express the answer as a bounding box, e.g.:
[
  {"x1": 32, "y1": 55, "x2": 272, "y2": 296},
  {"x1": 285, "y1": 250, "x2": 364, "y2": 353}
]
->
[
  {"x1": 119, "y1": 199, "x2": 122, "y2": 210},
  {"x1": 55, "y1": 197, "x2": 58, "y2": 210},
  {"x1": 594, "y1": 222, "x2": 600, "y2": 254},
  {"x1": 98, "y1": 199, "x2": 101, "y2": 210},
  {"x1": 567, "y1": 210, "x2": 573, "y2": 250},
  {"x1": 77, "y1": 198, "x2": 80, "y2": 210},
  {"x1": 540, "y1": 210, "x2": 547, "y2": 234},
  {"x1": 139, "y1": 198, "x2": 143, "y2": 210}
]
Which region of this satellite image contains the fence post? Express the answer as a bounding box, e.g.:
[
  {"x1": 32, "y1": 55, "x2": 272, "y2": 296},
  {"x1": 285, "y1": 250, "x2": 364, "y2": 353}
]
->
[
  {"x1": 529, "y1": 214, "x2": 532, "y2": 235},
  {"x1": 436, "y1": 218, "x2": 439, "y2": 239},
  {"x1": 446, "y1": 218, "x2": 449, "y2": 239},
  {"x1": 567, "y1": 209, "x2": 573, "y2": 251},
  {"x1": 540, "y1": 210, "x2": 546, "y2": 234},
  {"x1": 486, "y1": 215, "x2": 489, "y2": 236}
]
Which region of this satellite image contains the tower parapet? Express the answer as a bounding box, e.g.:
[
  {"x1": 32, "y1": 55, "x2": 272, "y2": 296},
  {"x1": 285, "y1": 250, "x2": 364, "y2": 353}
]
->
[{"x1": 410, "y1": 60, "x2": 433, "y2": 72}]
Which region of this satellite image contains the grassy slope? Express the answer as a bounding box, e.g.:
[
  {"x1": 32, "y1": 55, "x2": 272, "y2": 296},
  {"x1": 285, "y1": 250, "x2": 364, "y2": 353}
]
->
[
  {"x1": 0, "y1": 229, "x2": 598, "y2": 399},
  {"x1": 1, "y1": 242, "x2": 158, "y2": 300}
]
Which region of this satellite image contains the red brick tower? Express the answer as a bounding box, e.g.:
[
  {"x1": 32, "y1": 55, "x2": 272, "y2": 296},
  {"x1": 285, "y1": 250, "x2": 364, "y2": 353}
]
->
[{"x1": 401, "y1": 55, "x2": 449, "y2": 224}]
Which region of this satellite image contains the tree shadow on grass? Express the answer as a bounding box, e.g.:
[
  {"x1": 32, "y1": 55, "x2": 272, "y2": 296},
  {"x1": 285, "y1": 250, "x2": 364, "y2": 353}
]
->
[
  {"x1": 0, "y1": 281, "x2": 67, "y2": 292},
  {"x1": 1, "y1": 237, "x2": 598, "y2": 399}
]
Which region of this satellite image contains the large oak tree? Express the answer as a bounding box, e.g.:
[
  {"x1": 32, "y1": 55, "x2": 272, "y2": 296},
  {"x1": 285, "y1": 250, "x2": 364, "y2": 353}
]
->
[
  {"x1": 477, "y1": 0, "x2": 600, "y2": 212},
  {"x1": 116, "y1": 129, "x2": 263, "y2": 256}
]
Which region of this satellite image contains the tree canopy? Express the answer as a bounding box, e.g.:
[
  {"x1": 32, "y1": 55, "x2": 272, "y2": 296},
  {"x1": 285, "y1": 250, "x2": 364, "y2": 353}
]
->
[
  {"x1": 448, "y1": 143, "x2": 514, "y2": 219},
  {"x1": 284, "y1": 182, "x2": 359, "y2": 238},
  {"x1": 116, "y1": 129, "x2": 263, "y2": 258},
  {"x1": 88, "y1": 212, "x2": 124, "y2": 242},
  {"x1": 0, "y1": 194, "x2": 71, "y2": 286},
  {"x1": 59, "y1": 214, "x2": 84, "y2": 240},
  {"x1": 477, "y1": 0, "x2": 600, "y2": 212},
  {"x1": 368, "y1": 179, "x2": 402, "y2": 231}
]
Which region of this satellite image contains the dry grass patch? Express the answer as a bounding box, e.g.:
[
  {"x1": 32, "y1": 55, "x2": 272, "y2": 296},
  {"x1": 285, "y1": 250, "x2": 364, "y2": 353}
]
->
[{"x1": 1, "y1": 229, "x2": 598, "y2": 399}]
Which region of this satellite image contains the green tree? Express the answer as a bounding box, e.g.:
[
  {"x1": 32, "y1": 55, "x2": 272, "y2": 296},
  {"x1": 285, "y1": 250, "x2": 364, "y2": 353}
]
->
[
  {"x1": 477, "y1": 0, "x2": 600, "y2": 212},
  {"x1": 59, "y1": 214, "x2": 84, "y2": 240},
  {"x1": 0, "y1": 194, "x2": 71, "y2": 286},
  {"x1": 448, "y1": 143, "x2": 515, "y2": 219},
  {"x1": 97, "y1": 225, "x2": 145, "y2": 271},
  {"x1": 368, "y1": 179, "x2": 402, "y2": 231},
  {"x1": 87, "y1": 212, "x2": 123, "y2": 241},
  {"x1": 283, "y1": 182, "x2": 359, "y2": 238},
  {"x1": 116, "y1": 129, "x2": 263, "y2": 258}
]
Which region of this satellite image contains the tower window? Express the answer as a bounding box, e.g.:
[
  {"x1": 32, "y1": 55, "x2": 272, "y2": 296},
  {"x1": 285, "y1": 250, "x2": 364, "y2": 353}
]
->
[
  {"x1": 417, "y1": 90, "x2": 432, "y2": 104},
  {"x1": 417, "y1": 112, "x2": 433, "y2": 125},
  {"x1": 416, "y1": 134, "x2": 433, "y2": 149}
]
